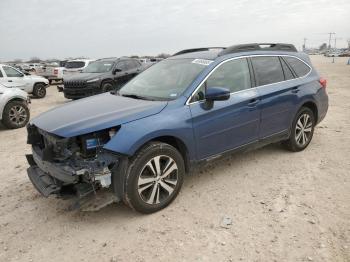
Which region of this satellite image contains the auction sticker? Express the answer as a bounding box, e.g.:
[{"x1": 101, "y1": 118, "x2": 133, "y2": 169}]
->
[{"x1": 192, "y1": 59, "x2": 213, "y2": 66}]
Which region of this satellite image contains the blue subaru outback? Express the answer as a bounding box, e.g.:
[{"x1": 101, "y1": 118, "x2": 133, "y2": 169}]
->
[{"x1": 26, "y1": 43, "x2": 328, "y2": 213}]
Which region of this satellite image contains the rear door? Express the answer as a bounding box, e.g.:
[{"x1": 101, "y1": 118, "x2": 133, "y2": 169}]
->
[
  {"x1": 251, "y1": 56, "x2": 297, "y2": 138},
  {"x1": 189, "y1": 58, "x2": 260, "y2": 160}
]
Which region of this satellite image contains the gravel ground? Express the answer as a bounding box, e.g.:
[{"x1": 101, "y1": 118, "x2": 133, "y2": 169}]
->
[{"x1": 0, "y1": 55, "x2": 349, "y2": 262}]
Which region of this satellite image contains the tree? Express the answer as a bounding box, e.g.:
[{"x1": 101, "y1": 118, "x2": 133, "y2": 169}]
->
[
  {"x1": 13, "y1": 59, "x2": 22, "y2": 63},
  {"x1": 28, "y1": 57, "x2": 41, "y2": 63},
  {"x1": 157, "y1": 53, "x2": 171, "y2": 59},
  {"x1": 319, "y1": 43, "x2": 327, "y2": 51}
]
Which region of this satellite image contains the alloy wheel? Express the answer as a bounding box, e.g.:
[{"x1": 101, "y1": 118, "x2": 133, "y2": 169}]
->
[
  {"x1": 37, "y1": 86, "x2": 45, "y2": 97},
  {"x1": 295, "y1": 113, "x2": 313, "y2": 147},
  {"x1": 137, "y1": 155, "x2": 178, "y2": 205},
  {"x1": 9, "y1": 105, "x2": 28, "y2": 126}
]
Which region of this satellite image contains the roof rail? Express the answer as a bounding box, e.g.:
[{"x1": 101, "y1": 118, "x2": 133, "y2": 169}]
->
[
  {"x1": 218, "y1": 43, "x2": 297, "y2": 56},
  {"x1": 173, "y1": 47, "x2": 225, "y2": 56}
]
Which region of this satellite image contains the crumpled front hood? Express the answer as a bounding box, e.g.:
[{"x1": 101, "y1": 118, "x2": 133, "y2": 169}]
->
[{"x1": 30, "y1": 93, "x2": 167, "y2": 137}]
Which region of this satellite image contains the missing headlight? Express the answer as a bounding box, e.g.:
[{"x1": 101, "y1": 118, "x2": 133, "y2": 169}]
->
[
  {"x1": 79, "y1": 126, "x2": 120, "y2": 158},
  {"x1": 80, "y1": 132, "x2": 109, "y2": 158}
]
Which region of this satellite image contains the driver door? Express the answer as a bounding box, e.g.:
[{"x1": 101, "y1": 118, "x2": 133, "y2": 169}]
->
[
  {"x1": 189, "y1": 58, "x2": 261, "y2": 160},
  {"x1": 1, "y1": 65, "x2": 28, "y2": 91}
]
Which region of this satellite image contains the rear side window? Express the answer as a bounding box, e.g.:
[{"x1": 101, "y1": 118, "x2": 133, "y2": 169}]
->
[
  {"x1": 284, "y1": 57, "x2": 311, "y2": 77},
  {"x1": 251, "y1": 56, "x2": 284, "y2": 86},
  {"x1": 65, "y1": 61, "x2": 85, "y2": 69},
  {"x1": 280, "y1": 58, "x2": 294, "y2": 80}
]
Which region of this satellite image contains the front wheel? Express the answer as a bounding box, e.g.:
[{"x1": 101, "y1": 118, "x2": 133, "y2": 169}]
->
[
  {"x1": 123, "y1": 142, "x2": 185, "y2": 213},
  {"x1": 101, "y1": 82, "x2": 114, "y2": 93},
  {"x1": 283, "y1": 107, "x2": 315, "y2": 152},
  {"x1": 33, "y1": 83, "x2": 47, "y2": 98},
  {"x1": 1, "y1": 100, "x2": 30, "y2": 129}
]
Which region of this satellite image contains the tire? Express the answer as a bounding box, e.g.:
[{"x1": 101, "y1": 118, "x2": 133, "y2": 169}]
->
[
  {"x1": 1, "y1": 100, "x2": 30, "y2": 129},
  {"x1": 283, "y1": 107, "x2": 315, "y2": 152},
  {"x1": 101, "y1": 82, "x2": 114, "y2": 93},
  {"x1": 123, "y1": 142, "x2": 185, "y2": 214},
  {"x1": 33, "y1": 83, "x2": 47, "y2": 98}
]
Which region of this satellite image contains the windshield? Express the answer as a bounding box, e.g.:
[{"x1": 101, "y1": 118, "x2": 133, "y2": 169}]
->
[
  {"x1": 65, "y1": 61, "x2": 85, "y2": 69},
  {"x1": 82, "y1": 61, "x2": 114, "y2": 73},
  {"x1": 119, "y1": 59, "x2": 208, "y2": 100}
]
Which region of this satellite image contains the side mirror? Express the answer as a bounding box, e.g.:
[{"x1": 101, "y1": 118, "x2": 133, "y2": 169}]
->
[
  {"x1": 113, "y1": 68, "x2": 122, "y2": 74},
  {"x1": 205, "y1": 87, "x2": 230, "y2": 101},
  {"x1": 24, "y1": 72, "x2": 30, "y2": 76}
]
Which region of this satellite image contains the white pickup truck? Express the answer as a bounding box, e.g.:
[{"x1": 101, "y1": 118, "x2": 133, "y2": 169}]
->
[
  {"x1": 0, "y1": 64, "x2": 49, "y2": 98},
  {"x1": 36, "y1": 64, "x2": 64, "y2": 84}
]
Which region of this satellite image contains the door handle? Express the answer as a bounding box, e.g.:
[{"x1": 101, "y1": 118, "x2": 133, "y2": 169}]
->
[
  {"x1": 8, "y1": 80, "x2": 13, "y2": 82},
  {"x1": 248, "y1": 98, "x2": 260, "y2": 107},
  {"x1": 291, "y1": 87, "x2": 300, "y2": 93}
]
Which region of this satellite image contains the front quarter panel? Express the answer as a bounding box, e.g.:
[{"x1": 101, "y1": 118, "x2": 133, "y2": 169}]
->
[{"x1": 103, "y1": 103, "x2": 196, "y2": 160}]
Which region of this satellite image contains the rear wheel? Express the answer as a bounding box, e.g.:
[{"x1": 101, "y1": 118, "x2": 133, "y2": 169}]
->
[
  {"x1": 123, "y1": 142, "x2": 185, "y2": 213},
  {"x1": 1, "y1": 100, "x2": 30, "y2": 129},
  {"x1": 33, "y1": 83, "x2": 46, "y2": 98},
  {"x1": 283, "y1": 107, "x2": 315, "y2": 152}
]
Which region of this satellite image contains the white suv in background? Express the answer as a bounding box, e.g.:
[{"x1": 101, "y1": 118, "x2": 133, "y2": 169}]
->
[
  {"x1": 0, "y1": 83, "x2": 30, "y2": 129},
  {"x1": 0, "y1": 64, "x2": 49, "y2": 98},
  {"x1": 63, "y1": 59, "x2": 94, "y2": 79}
]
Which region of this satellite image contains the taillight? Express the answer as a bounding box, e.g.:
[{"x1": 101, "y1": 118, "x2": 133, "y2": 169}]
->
[
  {"x1": 319, "y1": 77, "x2": 327, "y2": 88},
  {"x1": 54, "y1": 69, "x2": 58, "y2": 75}
]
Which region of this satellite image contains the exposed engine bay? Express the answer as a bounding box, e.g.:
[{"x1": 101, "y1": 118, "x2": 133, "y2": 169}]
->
[{"x1": 26, "y1": 124, "x2": 121, "y2": 210}]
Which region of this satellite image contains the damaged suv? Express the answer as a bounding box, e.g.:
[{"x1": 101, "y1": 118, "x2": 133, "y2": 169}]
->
[{"x1": 26, "y1": 43, "x2": 328, "y2": 213}]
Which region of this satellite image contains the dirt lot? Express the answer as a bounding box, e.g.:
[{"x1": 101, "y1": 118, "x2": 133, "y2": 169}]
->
[{"x1": 0, "y1": 56, "x2": 349, "y2": 262}]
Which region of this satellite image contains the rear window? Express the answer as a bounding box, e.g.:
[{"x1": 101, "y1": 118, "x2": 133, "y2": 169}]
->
[
  {"x1": 284, "y1": 57, "x2": 311, "y2": 77},
  {"x1": 65, "y1": 61, "x2": 85, "y2": 69},
  {"x1": 251, "y1": 56, "x2": 284, "y2": 86}
]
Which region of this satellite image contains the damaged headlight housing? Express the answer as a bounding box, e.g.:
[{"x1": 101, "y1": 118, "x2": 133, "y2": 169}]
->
[{"x1": 79, "y1": 127, "x2": 119, "y2": 158}]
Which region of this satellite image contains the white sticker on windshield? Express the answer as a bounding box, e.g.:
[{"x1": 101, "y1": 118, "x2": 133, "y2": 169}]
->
[
  {"x1": 191, "y1": 59, "x2": 213, "y2": 66},
  {"x1": 170, "y1": 93, "x2": 178, "y2": 97}
]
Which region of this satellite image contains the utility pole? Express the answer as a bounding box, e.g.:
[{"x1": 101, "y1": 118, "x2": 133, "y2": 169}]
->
[
  {"x1": 303, "y1": 38, "x2": 307, "y2": 51},
  {"x1": 328, "y1": 32, "x2": 336, "y2": 49}
]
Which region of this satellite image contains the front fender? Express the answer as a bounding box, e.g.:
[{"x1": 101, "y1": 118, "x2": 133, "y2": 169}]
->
[{"x1": 103, "y1": 105, "x2": 196, "y2": 160}]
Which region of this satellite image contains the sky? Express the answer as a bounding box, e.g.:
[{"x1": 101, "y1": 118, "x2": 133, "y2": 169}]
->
[{"x1": 0, "y1": 0, "x2": 349, "y2": 61}]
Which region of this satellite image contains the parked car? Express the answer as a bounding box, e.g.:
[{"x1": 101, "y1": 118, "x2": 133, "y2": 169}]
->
[
  {"x1": 339, "y1": 51, "x2": 350, "y2": 57},
  {"x1": 26, "y1": 43, "x2": 328, "y2": 213},
  {"x1": 28, "y1": 63, "x2": 43, "y2": 72},
  {"x1": 0, "y1": 83, "x2": 30, "y2": 129},
  {"x1": 63, "y1": 59, "x2": 94, "y2": 79},
  {"x1": 36, "y1": 64, "x2": 64, "y2": 84},
  {"x1": 59, "y1": 57, "x2": 144, "y2": 99},
  {"x1": 0, "y1": 64, "x2": 49, "y2": 98}
]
